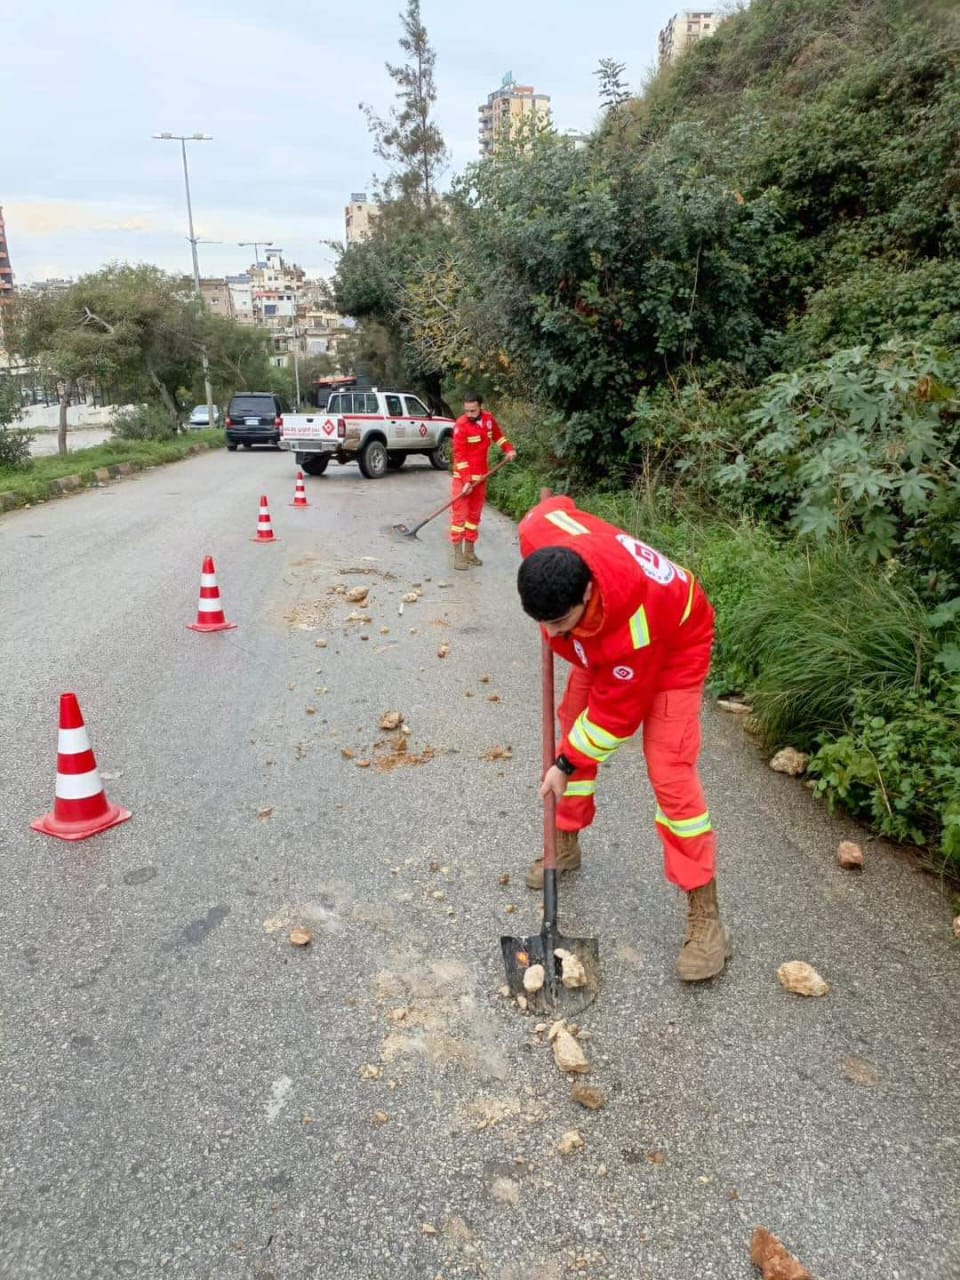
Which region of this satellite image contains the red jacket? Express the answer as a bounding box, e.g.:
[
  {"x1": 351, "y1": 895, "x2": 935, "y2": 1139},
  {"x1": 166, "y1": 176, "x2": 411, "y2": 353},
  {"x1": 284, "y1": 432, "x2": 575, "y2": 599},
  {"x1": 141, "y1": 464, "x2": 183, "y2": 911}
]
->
[
  {"x1": 453, "y1": 411, "x2": 514, "y2": 482},
  {"x1": 518, "y1": 496, "x2": 715, "y2": 771}
]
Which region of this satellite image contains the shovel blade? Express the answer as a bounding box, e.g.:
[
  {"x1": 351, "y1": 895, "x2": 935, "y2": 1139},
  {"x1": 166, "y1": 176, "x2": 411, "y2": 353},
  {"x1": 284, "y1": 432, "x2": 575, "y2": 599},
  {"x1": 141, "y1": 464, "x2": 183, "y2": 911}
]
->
[{"x1": 500, "y1": 931, "x2": 600, "y2": 1016}]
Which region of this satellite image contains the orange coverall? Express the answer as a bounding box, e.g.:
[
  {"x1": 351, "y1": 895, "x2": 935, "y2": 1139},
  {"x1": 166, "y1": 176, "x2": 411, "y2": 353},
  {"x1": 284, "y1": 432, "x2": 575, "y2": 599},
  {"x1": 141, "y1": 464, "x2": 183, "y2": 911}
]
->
[
  {"x1": 518, "y1": 496, "x2": 717, "y2": 892},
  {"x1": 449, "y1": 410, "x2": 515, "y2": 544}
]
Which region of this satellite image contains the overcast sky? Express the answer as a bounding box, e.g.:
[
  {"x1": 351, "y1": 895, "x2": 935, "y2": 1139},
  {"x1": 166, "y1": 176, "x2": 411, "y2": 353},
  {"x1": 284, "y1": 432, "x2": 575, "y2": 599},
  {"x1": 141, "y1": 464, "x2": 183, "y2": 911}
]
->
[{"x1": 3, "y1": 0, "x2": 674, "y2": 285}]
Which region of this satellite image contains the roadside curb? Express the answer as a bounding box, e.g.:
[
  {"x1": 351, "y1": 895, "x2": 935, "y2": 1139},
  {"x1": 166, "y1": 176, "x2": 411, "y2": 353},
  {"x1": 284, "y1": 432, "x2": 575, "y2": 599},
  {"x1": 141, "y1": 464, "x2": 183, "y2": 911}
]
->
[{"x1": 0, "y1": 443, "x2": 219, "y2": 515}]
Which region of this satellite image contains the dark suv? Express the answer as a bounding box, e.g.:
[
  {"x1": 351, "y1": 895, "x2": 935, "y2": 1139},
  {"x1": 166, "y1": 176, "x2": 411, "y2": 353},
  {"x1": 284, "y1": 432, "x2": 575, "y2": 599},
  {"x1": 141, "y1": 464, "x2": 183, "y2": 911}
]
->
[{"x1": 225, "y1": 392, "x2": 288, "y2": 450}]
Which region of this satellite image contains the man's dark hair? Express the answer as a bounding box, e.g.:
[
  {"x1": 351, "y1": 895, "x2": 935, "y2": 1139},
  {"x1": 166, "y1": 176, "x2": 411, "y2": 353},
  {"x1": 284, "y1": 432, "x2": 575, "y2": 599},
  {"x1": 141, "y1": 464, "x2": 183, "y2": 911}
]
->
[
  {"x1": 517, "y1": 547, "x2": 592, "y2": 621},
  {"x1": 462, "y1": 391, "x2": 482, "y2": 405}
]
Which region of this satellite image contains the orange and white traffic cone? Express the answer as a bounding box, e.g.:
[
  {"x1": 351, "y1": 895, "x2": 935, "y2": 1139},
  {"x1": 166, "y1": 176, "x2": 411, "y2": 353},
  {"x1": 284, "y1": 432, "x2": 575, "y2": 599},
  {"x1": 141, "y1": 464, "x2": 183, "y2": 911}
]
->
[
  {"x1": 187, "y1": 555, "x2": 237, "y2": 633},
  {"x1": 289, "y1": 471, "x2": 310, "y2": 508},
  {"x1": 31, "y1": 693, "x2": 132, "y2": 842},
  {"x1": 252, "y1": 494, "x2": 278, "y2": 542}
]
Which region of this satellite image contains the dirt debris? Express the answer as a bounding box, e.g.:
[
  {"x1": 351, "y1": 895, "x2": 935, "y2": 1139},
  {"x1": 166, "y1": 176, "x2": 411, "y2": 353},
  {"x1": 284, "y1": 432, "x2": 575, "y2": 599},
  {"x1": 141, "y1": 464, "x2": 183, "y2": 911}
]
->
[
  {"x1": 360, "y1": 1063, "x2": 383, "y2": 1080},
  {"x1": 355, "y1": 759, "x2": 372, "y2": 769},
  {"x1": 556, "y1": 1130, "x2": 584, "y2": 1156},
  {"x1": 777, "y1": 961, "x2": 829, "y2": 996},
  {"x1": 341, "y1": 748, "x2": 356, "y2": 760},
  {"x1": 499, "y1": 873, "x2": 510, "y2": 886},
  {"x1": 481, "y1": 745, "x2": 513, "y2": 761},
  {"x1": 750, "y1": 1228, "x2": 813, "y2": 1280},
  {"x1": 490, "y1": 1176, "x2": 521, "y2": 1205},
  {"x1": 345, "y1": 610, "x2": 372, "y2": 624},
  {"x1": 843, "y1": 1055, "x2": 880, "y2": 1086},
  {"x1": 571, "y1": 1083, "x2": 605, "y2": 1111}
]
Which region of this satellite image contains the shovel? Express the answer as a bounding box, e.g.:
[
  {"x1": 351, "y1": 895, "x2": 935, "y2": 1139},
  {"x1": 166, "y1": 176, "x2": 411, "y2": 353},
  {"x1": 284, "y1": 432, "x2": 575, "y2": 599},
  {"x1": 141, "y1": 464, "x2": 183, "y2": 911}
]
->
[
  {"x1": 391, "y1": 456, "x2": 512, "y2": 539},
  {"x1": 500, "y1": 621, "x2": 600, "y2": 1016}
]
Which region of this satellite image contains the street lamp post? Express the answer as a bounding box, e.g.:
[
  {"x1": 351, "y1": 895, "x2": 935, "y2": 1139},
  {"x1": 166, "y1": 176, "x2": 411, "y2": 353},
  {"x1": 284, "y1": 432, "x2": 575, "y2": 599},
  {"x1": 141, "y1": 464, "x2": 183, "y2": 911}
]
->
[{"x1": 153, "y1": 131, "x2": 216, "y2": 432}]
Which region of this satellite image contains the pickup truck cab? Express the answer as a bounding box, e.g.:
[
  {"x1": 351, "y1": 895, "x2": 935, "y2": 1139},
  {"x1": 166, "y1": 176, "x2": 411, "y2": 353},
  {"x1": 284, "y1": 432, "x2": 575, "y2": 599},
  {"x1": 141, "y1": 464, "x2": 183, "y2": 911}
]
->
[{"x1": 279, "y1": 388, "x2": 454, "y2": 479}]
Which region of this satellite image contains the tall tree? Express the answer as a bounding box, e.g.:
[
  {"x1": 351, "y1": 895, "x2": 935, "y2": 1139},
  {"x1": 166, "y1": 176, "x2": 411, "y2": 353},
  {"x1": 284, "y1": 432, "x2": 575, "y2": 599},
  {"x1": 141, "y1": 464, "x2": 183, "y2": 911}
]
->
[{"x1": 361, "y1": 0, "x2": 448, "y2": 214}]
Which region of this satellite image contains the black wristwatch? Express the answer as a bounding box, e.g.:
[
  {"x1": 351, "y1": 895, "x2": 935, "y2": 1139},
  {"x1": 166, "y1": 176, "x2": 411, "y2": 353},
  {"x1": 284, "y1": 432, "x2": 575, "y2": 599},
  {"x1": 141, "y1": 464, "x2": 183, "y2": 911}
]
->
[{"x1": 555, "y1": 753, "x2": 576, "y2": 777}]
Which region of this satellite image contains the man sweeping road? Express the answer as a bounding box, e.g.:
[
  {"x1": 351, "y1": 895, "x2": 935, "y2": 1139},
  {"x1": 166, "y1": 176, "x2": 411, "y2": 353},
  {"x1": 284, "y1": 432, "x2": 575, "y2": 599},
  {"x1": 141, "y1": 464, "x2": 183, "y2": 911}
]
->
[
  {"x1": 516, "y1": 494, "x2": 730, "y2": 982},
  {"x1": 450, "y1": 393, "x2": 516, "y2": 570}
]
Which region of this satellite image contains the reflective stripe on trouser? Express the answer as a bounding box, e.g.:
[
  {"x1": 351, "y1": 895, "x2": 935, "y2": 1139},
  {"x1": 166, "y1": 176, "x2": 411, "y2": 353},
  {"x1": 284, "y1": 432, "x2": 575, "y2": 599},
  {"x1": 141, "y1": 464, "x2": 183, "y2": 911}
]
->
[
  {"x1": 449, "y1": 479, "x2": 486, "y2": 543},
  {"x1": 556, "y1": 666, "x2": 598, "y2": 832},
  {"x1": 642, "y1": 685, "x2": 716, "y2": 891}
]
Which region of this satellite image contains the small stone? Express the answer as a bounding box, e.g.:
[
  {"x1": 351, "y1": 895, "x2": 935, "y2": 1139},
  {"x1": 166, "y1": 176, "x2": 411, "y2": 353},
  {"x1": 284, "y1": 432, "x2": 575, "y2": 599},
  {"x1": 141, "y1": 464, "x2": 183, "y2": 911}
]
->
[
  {"x1": 777, "y1": 960, "x2": 829, "y2": 997},
  {"x1": 571, "y1": 1083, "x2": 605, "y2": 1110},
  {"x1": 498, "y1": 984, "x2": 511, "y2": 998},
  {"x1": 345, "y1": 586, "x2": 369, "y2": 603},
  {"x1": 315, "y1": 637, "x2": 327, "y2": 648},
  {"x1": 505, "y1": 904, "x2": 516, "y2": 914},
  {"x1": 380, "y1": 710, "x2": 403, "y2": 730},
  {"x1": 257, "y1": 807, "x2": 274, "y2": 820},
  {"x1": 552, "y1": 1027, "x2": 590, "y2": 1075},
  {"x1": 488, "y1": 694, "x2": 501, "y2": 702},
  {"x1": 341, "y1": 747, "x2": 356, "y2": 759},
  {"x1": 421, "y1": 1223, "x2": 438, "y2": 1237},
  {"x1": 769, "y1": 747, "x2": 810, "y2": 776},
  {"x1": 645, "y1": 1150, "x2": 666, "y2": 1165},
  {"x1": 373, "y1": 1110, "x2": 389, "y2": 1125},
  {"x1": 388, "y1": 1007, "x2": 407, "y2": 1023},
  {"x1": 464, "y1": 690, "x2": 475, "y2": 697},
  {"x1": 554, "y1": 948, "x2": 587, "y2": 990},
  {"x1": 953, "y1": 916, "x2": 960, "y2": 939},
  {"x1": 556, "y1": 1130, "x2": 584, "y2": 1156},
  {"x1": 516, "y1": 995, "x2": 528, "y2": 1012},
  {"x1": 380, "y1": 627, "x2": 390, "y2": 635},
  {"x1": 750, "y1": 1228, "x2": 813, "y2": 1280},
  {"x1": 479, "y1": 674, "x2": 490, "y2": 683},
  {"x1": 837, "y1": 840, "x2": 864, "y2": 870},
  {"x1": 360, "y1": 1063, "x2": 382, "y2": 1080},
  {"x1": 305, "y1": 706, "x2": 317, "y2": 715},
  {"x1": 437, "y1": 643, "x2": 450, "y2": 658},
  {"x1": 289, "y1": 927, "x2": 312, "y2": 947},
  {"x1": 431, "y1": 890, "x2": 446, "y2": 901},
  {"x1": 402, "y1": 592, "x2": 418, "y2": 604},
  {"x1": 499, "y1": 873, "x2": 510, "y2": 886},
  {"x1": 597, "y1": 1163, "x2": 608, "y2": 1177},
  {"x1": 717, "y1": 698, "x2": 752, "y2": 714},
  {"x1": 355, "y1": 759, "x2": 372, "y2": 769},
  {"x1": 523, "y1": 964, "x2": 546, "y2": 993}
]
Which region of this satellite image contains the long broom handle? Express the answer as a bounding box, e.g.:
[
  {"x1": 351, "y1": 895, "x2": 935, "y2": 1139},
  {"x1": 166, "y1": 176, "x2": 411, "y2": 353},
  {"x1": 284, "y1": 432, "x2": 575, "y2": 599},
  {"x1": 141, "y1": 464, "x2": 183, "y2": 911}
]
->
[
  {"x1": 540, "y1": 486, "x2": 558, "y2": 879},
  {"x1": 409, "y1": 455, "x2": 512, "y2": 535}
]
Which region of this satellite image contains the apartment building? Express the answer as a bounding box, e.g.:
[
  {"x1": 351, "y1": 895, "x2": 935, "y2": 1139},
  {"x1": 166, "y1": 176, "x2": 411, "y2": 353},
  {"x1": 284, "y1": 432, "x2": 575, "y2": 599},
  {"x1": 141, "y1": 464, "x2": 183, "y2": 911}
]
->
[
  {"x1": 478, "y1": 75, "x2": 551, "y2": 157},
  {"x1": 658, "y1": 10, "x2": 719, "y2": 66}
]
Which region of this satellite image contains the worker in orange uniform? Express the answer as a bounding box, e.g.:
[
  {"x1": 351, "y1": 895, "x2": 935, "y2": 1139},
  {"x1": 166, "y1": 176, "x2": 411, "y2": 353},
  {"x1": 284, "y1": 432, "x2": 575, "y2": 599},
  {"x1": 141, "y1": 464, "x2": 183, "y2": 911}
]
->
[
  {"x1": 450, "y1": 393, "x2": 516, "y2": 570},
  {"x1": 516, "y1": 494, "x2": 730, "y2": 982}
]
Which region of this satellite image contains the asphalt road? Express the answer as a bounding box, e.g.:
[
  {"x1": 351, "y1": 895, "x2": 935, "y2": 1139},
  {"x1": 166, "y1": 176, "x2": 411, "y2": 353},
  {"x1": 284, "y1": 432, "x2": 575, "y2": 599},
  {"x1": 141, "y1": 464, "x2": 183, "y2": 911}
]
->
[{"x1": 1, "y1": 448, "x2": 958, "y2": 1280}]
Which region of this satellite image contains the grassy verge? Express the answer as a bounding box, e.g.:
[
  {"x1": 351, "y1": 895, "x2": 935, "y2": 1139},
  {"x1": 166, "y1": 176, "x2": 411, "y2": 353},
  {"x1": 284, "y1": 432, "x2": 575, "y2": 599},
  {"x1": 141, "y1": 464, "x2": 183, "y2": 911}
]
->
[
  {"x1": 490, "y1": 457, "x2": 960, "y2": 874},
  {"x1": 0, "y1": 431, "x2": 225, "y2": 507}
]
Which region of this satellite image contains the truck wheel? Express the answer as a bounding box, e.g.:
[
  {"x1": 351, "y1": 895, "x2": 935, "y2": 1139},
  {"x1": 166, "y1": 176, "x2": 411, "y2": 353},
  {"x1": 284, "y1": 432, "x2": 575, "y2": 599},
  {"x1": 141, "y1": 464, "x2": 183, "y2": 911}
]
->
[
  {"x1": 428, "y1": 433, "x2": 452, "y2": 470},
  {"x1": 359, "y1": 439, "x2": 388, "y2": 479},
  {"x1": 386, "y1": 452, "x2": 406, "y2": 470},
  {"x1": 301, "y1": 455, "x2": 329, "y2": 476},
  {"x1": 227, "y1": 443, "x2": 238, "y2": 452}
]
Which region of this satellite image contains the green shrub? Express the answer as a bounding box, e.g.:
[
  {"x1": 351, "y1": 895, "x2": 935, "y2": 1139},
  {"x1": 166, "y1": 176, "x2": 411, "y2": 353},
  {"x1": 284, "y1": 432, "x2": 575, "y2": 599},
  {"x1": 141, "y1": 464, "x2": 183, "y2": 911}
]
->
[
  {"x1": 724, "y1": 541, "x2": 933, "y2": 748},
  {"x1": 810, "y1": 680, "x2": 960, "y2": 865},
  {"x1": 0, "y1": 379, "x2": 33, "y2": 469},
  {"x1": 110, "y1": 404, "x2": 179, "y2": 441}
]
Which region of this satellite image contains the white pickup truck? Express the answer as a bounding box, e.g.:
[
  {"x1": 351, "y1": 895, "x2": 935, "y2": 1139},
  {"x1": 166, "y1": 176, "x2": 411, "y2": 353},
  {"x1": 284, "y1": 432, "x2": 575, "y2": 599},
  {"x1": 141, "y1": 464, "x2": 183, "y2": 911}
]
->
[{"x1": 279, "y1": 388, "x2": 455, "y2": 479}]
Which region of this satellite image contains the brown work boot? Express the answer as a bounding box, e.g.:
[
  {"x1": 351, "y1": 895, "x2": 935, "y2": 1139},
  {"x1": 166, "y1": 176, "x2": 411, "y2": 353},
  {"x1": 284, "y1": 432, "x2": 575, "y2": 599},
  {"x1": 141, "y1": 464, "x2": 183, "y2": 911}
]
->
[
  {"x1": 453, "y1": 541, "x2": 470, "y2": 571},
  {"x1": 525, "y1": 830, "x2": 582, "y2": 890},
  {"x1": 464, "y1": 543, "x2": 483, "y2": 567},
  {"x1": 676, "y1": 879, "x2": 731, "y2": 981}
]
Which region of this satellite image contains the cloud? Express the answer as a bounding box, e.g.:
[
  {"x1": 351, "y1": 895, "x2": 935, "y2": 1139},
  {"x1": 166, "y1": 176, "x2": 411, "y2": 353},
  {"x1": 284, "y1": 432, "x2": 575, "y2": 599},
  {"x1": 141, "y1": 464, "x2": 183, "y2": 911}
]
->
[{"x1": 6, "y1": 201, "x2": 155, "y2": 237}]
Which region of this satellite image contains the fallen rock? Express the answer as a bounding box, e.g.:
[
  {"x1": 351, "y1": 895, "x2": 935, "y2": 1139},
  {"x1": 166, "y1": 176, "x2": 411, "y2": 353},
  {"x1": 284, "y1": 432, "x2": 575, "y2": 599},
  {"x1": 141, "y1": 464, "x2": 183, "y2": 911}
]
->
[
  {"x1": 380, "y1": 710, "x2": 403, "y2": 731},
  {"x1": 523, "y1": 964, "x2": 546, "y2": 993},
  {"x1": 571, "y1": 1083, "x2": 606, "y2": 1111},
  {"x1": 499, "y1": 873, "x2": 510, "y2": 886},
  {"x1": 437, "y1": 643, "x2": 450, "y2": 658},
  {"x1": 315, "y1": 638, "x2": 327, "y2": 648},
  {"x1": 373, "y1": 1110, "x2": 389, "y2": 1125},
  {"x1": 360, "y1": 1063, "x2": 382, "y2": 1080},
  {"x1": 355, "y1": 759, "x2": 372, "y2": 769},
  {"x1": 837, "y1": 840, "x2": 864, "y2": 870},
  {"x1": 777, "y1": 961, "x2": 829, "y2": 997},
  {"x1": 769, "y1": 747, "x2": 810, "y2": 776},
  {"x1": 345, "y1": 611, "x2": 373, "y2": 624},
  {"x1": 717, "y1": 698, "x2": 753, "y2": 714},
  {"x1": 554, "y1": 948, "x2": 587, "y2": 990},
  {"x1": 552, "y1": 1027, "x2": 591, "y2": 1075},
  {"x1": 421, "y1": 1223, "x2": 438, "y2": 1237},
  {"x1": 750, "y1": 1227, "x2": 813, "y2": 1280},
  {"x1": 341, "y1": 747, "x2": 356, "y2": 760},
  {"x1": 488, "y1": 694, "x2": 501, "y2": 702},
  {"x1": 479, "y1": 674, "x2": 490, "y2": 683},
  {"x1": 645, "y1": 1150, "x2": 666, "y2": 1165},
  {"x1": 289, "y1": 927, "x2": 312, "y2": 947},
  {"x1": 402, "y1": 592, "x2": 419, "y2": 604},
  {"x1": 516, "y1": 994, "x2": 528, "y2": 1012},
  {"x1": 345, "y1": 586, "x2": 369, "y2": 604},
  {"x1": 556, "y1": 1130, "x2": 584, "y2": 1156}
]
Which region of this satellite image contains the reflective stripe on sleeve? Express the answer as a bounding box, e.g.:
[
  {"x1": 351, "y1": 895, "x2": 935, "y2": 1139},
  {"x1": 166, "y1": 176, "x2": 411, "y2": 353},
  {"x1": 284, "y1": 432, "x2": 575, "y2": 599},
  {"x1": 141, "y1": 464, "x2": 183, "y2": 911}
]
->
[
  {"x1": 563, "y1": 780, "x2": 596, "y2": 798},
  {"x1": 629, "y1": 605, "x2": 650, "y2": 649},
  {"x1": 544, "y1": 510, "x2": 590, "y2": 537},
  {"x1": 568, "y1": 712, "x2": 627, "y2": 763}
]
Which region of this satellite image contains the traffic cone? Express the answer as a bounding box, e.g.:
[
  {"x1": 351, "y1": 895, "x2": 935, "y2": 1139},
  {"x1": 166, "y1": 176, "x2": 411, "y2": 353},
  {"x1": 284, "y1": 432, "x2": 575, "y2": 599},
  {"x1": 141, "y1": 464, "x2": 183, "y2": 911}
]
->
[
  {"x1": 31, "y1": 694, "x2": 132, "y2": 842},
  {"x1": 289, "y1": 471, "x2": 310, "y2": 508},
  {"x1": 187, "y1": 555, "x2": 237, "y2": 633},
  {"x1": 252, "y1": 494, "x2": 278, "y2": 542}
]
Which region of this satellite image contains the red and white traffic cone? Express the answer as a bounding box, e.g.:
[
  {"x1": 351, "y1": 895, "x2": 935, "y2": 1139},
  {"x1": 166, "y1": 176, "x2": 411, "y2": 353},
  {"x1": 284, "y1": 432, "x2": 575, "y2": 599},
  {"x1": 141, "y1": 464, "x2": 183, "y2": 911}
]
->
[
  {"x1": 252, "y1": 494, "x2": 278, "y2": 542},
  {"x1": 187, "y1": 555, "x2": 237, "y2": 633},
  {"x1": 289, "y1": 471, "x2": 310, "y2": 508},
  {"x1": 31, "y1": 693, "x2": 132, "y2": 842}
]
